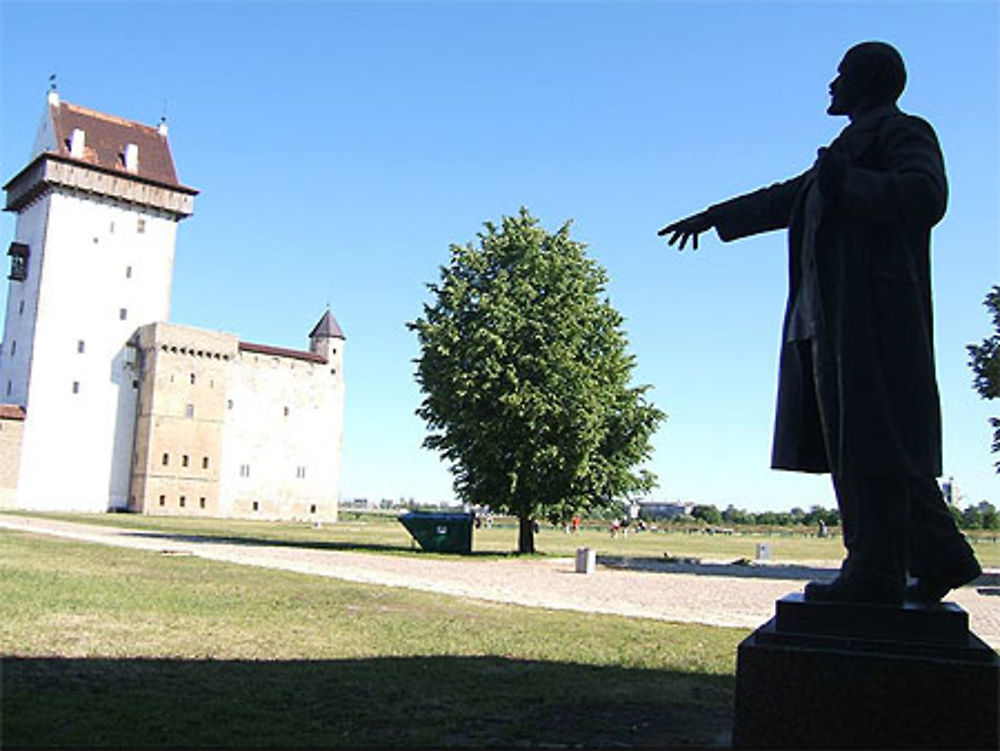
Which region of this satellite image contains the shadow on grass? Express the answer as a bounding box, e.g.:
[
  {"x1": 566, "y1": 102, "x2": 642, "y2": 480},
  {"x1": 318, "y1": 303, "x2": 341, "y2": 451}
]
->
[
  {"x1": 121, "y1": 531, "x2": 845, "y2": 582},
  {"x1": 3, "y1": 655, "x2": 733, "y2": 748},
  {"x1": 597, "y1": 555, "x2": 838, "y2": 582},
  {"x1": 119, "y1": 531, "x2": 520, "y2": 558},
  {"x1": 596, "y1": 557, "x2": 1000, "y2": 588}
]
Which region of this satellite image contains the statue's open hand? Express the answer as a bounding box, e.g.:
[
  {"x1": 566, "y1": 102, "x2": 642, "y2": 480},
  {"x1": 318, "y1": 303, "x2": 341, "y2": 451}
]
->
[{"x1": 658, "y1": 211, "x2": 713, "y2": 251}]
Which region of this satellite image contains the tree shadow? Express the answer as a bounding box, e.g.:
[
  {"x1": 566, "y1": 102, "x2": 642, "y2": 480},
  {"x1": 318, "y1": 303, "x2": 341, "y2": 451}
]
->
[
  {"x1": 3, "y1": 655, "x2": 734, "y2": 748},
  {"x1": 118, "y1": 531, "x2": 845, "y2": 578},
  {"x1": 119, "y1": 531, "x2": 519, "y2": 558}
]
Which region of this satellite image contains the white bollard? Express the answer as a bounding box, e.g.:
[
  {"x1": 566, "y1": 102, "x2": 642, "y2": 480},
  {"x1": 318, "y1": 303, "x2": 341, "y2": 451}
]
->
[{"x1": 575, "y1": 547, "x2": 596, "y2": 574}]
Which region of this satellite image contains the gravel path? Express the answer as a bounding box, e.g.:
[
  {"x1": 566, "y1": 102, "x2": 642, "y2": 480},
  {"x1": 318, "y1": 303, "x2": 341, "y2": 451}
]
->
[{"x1": 2, "y1": 514, "x2": 997, "y2": 648}]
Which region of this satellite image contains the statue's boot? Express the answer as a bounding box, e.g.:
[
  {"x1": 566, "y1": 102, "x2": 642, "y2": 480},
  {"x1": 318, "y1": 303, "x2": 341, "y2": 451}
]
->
[
  {"x1": 905, "y1": 477, "x2": 983, "y2": 603},
  {"x1": 804, "y1": 474, "x2": 907, "y2": 606},
  {"x1": 905, "y1": 560, "x2": 982, "y2": 603}
]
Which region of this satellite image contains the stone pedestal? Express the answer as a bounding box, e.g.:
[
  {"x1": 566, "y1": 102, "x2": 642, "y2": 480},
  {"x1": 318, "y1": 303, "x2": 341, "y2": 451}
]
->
[{"x1": 733, "y1": 593, "x2": 998, "y2": 749}]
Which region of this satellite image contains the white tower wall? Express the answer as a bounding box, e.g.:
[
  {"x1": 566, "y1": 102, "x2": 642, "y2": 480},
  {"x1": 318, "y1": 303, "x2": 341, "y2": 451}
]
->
[
  {"x1": 12, "y1": 191, "x2": 179, "y2": 511},
  {"x1": 1, "y1": 199, "x2": 47, "y2": 406},
  {"x1": 2, "y1": 94, "x2": 195, "y2": 513}
]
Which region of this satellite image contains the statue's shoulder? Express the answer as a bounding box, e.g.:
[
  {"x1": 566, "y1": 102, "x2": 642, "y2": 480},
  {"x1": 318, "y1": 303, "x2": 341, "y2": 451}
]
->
[
  {"x1": 878, "y1": 110, "x2": 943, "y2": 152},
  {"x1": 886, "y1": 110, "x2": 939, "y2": 137}
]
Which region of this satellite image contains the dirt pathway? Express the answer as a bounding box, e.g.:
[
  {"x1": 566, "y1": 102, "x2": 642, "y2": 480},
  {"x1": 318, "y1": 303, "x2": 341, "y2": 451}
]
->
[{"x1": 2, "y1": 514, "x2": 997, "y2": 647}]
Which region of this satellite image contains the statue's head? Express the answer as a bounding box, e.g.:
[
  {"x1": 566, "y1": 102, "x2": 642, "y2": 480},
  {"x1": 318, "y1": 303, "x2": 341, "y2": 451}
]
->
[{"x1": 828, "y1": 41, "x2": 906, "y2": 117}]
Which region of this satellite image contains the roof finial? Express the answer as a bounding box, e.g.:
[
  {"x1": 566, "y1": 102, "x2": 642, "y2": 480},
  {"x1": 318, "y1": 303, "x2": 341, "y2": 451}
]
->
[
  {"x1": 158, "y1": 99, "x2": 169, "y2": 137},
  {"x1": 47, "y1": 74, "x2": 60, "y2": 106}
]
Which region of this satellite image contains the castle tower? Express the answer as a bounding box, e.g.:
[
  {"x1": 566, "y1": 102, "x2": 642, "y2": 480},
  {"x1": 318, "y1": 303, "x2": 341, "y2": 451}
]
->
[
  {"x1": 0, "y1": 91, "x2": 197, "y2": 511},
  {"x1": 309, "y1": 308, "x2": 346, "y2": 372}
]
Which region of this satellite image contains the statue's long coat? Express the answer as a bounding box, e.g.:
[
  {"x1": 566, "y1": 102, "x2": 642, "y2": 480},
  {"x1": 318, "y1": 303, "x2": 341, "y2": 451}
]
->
[{"x1": 707, "y1": 106, "x2": 948, "y2": 477}]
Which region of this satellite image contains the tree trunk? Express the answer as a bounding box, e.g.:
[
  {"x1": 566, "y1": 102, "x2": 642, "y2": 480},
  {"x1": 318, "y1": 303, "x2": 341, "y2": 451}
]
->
[{"x1": 518, "y1": 514, "x2": 536, "y2": 554}]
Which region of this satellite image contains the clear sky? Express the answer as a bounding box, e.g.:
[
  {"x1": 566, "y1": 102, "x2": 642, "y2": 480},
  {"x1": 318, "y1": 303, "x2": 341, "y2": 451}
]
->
[{"x1": 1, "y1": 1, "x2": 997, "y2": 512}]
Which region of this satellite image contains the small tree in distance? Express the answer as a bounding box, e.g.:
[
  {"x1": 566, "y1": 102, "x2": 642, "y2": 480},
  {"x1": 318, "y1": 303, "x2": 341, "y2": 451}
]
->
[
  {"x1": 409, "y1": 208, "x2": 665, "y2": 553},
  {"x1": 967, "y1": 285, "x2": 1000, "y2": 472}
]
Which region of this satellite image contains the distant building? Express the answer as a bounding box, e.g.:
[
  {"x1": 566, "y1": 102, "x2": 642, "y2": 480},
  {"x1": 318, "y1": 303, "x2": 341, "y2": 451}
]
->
[
  {"x1": 0, "y1": 91, "x2": 345, "y2": 521},
  {"x1": 636, "y1": 499, "x2": 694, "y2": 521},
  {"x1": 941, "y1": 476, "x2": 957, "y2": 505}
]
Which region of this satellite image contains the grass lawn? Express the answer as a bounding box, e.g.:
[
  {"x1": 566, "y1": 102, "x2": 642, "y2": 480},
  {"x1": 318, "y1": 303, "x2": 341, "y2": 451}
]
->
[
  {"x1": 8, "y1": 509, "x2": 999, "y2": 566},
  {"x1": 1, "y1": 528, "x2": 745, "y2": 747}
]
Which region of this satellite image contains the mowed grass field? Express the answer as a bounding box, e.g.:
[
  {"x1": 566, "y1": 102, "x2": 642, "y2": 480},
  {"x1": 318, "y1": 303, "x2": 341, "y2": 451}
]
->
[
  {"x1": 1, "y1": 527, "x2": 743, "y2": 748},
  {"x1": 2, "y1": 511, "x2": 996, "y2": 746},
  {"x1": 8, "y1": 508, "x2": 1000, "y2": 566}
]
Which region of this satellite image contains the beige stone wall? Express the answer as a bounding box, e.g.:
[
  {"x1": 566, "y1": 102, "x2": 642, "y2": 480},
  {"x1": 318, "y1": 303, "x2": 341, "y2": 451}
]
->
[
  {"x1": 130, "y1": 323, "x2": 235, "y2": 516},
  {"x1": 221, "y1": 347, "x2": 342, "y2": 523},
  {"x1": 0, "y1": 415, "x2": 24, "y2": 508},
  {"x1": 128, "y1": 321, "x2": 344, "y2": 523}
]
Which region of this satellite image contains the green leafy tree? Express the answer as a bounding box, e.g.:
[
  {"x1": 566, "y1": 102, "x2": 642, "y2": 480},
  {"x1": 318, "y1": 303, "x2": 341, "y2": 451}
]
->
[
  {"x1": 978, "y1": 501, "x2": 999, "y2": 531},
  {"x1": 962, "y1": 504, "x2": 984, "y2": 530},
  {"x1": 409, "y1": 208, "x2": 665, "y2": 553},
  {"x1": 967, "y1": 285, "x2": 1000, "y2": 471},
  {"x1": 822, "y1": 507, "x2": 841, "y2": 527},
  {"x1": 691, "y1": 504, "x2": 723, "y2": 526},
  {"x1": 722, "y1": 504, "x2": 755, "y2": 526}
]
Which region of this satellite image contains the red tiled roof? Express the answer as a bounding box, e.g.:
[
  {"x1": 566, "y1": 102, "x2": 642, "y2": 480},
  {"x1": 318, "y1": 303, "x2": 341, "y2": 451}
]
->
[
  {"x1": 238, "y1": 341, "x2": 326, "y2": 364},
  {"x1": 50, "y1": 100, "x2": 181, "y2": 186},
  {"x1": 0, "y1": 404, "x2": 26, "y2": 420}
]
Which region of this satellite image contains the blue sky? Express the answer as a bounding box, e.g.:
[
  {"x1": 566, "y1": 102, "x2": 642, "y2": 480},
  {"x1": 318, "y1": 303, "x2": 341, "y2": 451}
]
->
[{"x1": 1, "y1": 1, "x2": 997, "y2": 511}]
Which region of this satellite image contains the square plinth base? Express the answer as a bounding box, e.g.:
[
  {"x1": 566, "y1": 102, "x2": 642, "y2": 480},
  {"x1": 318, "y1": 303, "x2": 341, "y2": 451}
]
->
[{"x1": 733, "y1": 596, "x2": 999, "y2": 749}]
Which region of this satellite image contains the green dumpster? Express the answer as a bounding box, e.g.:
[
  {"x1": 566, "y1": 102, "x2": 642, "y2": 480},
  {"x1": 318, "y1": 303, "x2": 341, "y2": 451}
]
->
[{"x1": 398, "y1": 511, "x2": 474, "y2": 554}]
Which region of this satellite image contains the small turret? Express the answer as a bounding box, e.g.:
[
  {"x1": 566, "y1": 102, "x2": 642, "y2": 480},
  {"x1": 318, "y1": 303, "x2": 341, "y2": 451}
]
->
[{"x1": 309, "y1": 309, "x2": 345, "y2": 375}]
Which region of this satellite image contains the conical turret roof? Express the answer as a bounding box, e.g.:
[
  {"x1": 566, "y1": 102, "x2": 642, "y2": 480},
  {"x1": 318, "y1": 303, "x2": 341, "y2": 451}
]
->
[{"x1": 309, "y1": 309, "x2": 345, "y2": 340}]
